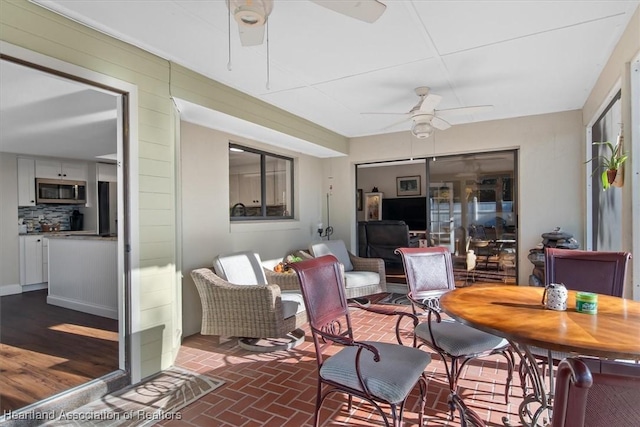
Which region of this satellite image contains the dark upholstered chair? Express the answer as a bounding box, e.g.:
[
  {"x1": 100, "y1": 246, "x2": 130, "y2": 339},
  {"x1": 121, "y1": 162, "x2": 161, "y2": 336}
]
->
[
  {"x1": 522, "y1": 248, "x2": 632, "y2": 394},
  {"x1": 358, "y1": 220, "x2": 419, "y2": 273},
  {"x1": 290, "y1": 255, "x2": 431, "y2": 427},
  {"x1": 190, "y1": 251, "x2": 307, "y2": 351},
  {"x1": 552, "y1": 357, "x2": 640, "y2": 427},
  {"x1": 396, "y1": 247, "x2": 514, "y2": 423},
  {"x1": 545, "y1": 248, "x2": 632, "y2": 296}
]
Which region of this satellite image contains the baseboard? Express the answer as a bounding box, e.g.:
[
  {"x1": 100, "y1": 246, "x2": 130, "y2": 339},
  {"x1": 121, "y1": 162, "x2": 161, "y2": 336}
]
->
[
  {"x1": 0, "y1": 284, "x2": 22, "y2": 297},
  {"x1": 47, "y1": 295, "x2": 117, "y2": 319}
]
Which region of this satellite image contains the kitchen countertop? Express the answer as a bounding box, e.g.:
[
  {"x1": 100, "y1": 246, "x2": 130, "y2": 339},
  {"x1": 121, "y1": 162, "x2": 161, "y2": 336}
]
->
[
  {"x1": 19, "y1": 230, "x2": 98, "y2": 236},
  {"x1": 19, "y1": 230, "x2": 117, "y2": 240},
  {"x1": 46, "y1": 233, "x2": 117, "y2": 241}
]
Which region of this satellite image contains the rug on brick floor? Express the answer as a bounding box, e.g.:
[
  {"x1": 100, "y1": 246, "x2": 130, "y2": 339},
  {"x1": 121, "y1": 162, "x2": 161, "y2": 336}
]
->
[
  {"x1": 378, "y1": 292, "x2": 411, "y2": 306},
  {"x1": 44, "y1": 367, "x2": 224, "y2": 427}
]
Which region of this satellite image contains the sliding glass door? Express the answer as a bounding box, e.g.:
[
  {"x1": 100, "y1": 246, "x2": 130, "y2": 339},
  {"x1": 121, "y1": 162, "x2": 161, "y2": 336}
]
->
[{"x1": 427, "y1": 151, "x2": 518, "y2": 283}]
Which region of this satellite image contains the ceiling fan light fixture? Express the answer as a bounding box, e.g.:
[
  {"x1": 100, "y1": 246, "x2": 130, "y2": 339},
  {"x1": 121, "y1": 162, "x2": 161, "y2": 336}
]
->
[
  {"x1": 234, "y1": 5, "x2": 266, "y2": 26},
  {"x1": 230, "y1": 1, "x2": 273, "y2": 27},
  {"x1": 412, "y1": 121, "x2": 433, "y2": 139}
]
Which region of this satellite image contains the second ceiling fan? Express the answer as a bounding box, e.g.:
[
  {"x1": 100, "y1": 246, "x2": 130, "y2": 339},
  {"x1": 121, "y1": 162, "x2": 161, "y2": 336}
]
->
[
  {"x1": 365, "y1": 87, "x2": 493, "y2": 139},
  {"x1": 228, "y1": 0, "x2": 387, "y2": 46}
]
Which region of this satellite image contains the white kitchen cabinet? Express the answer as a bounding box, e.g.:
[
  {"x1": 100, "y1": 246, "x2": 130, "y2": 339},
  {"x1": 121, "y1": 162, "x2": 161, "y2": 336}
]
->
[
  {"x1": 97, "y1": 162, "x2": 117, "y2": 182},
  {"x1": 238, "y1": 173, "x2": 261, "y2": 206},
  {"x1": 19, "y1": 235, "x2": 47, "y2": 286},
  {"x1": 43, "y1": 238, "x2": 49, "y2": 283},
  {"x1": 17, "y1": 157, "x2": 36, "y2": 206},
  {"x1": 36, "y1": 158, "x2": 88, "y2": 181}
]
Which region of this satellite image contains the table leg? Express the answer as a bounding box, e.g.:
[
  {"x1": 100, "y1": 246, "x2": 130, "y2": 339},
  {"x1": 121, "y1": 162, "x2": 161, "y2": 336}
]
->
[{"x1": 502, "y1": 342, "x2": 552, "y2": 427}]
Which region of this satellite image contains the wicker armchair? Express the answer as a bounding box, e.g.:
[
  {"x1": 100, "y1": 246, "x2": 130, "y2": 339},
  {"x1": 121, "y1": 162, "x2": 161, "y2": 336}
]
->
[
  {"x1": 190, "y1": 251, "x2": 307, "y2": 351},
  {"x1": 309, "y1": 240, "x2": 386, "y2": 300}
]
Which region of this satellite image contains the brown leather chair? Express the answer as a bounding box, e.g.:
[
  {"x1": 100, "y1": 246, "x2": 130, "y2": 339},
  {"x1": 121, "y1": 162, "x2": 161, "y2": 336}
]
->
[
  {"x1": 545, "y1": 248, "x2": 632, "y2": 296},
  {"x1": 552, "y1": 357, "x2": 640, "y2": 427},
  {"x1": 358, "y1": 220, "x2": 418, "y2": 274},
  {"x1": 290, "y1": 255, "x2": 431, "y2": 427}
]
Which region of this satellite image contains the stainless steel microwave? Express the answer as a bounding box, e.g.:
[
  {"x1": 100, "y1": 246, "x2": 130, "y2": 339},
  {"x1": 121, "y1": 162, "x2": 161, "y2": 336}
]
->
[{"x1": 36, "y1": 178, "x2": 87, "y2": 204}]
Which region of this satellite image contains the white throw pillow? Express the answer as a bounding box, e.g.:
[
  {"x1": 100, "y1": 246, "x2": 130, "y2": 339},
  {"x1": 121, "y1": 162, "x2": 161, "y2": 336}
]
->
[{"x1": 310, "y1": 240, "x2": 354, "y2": 272}]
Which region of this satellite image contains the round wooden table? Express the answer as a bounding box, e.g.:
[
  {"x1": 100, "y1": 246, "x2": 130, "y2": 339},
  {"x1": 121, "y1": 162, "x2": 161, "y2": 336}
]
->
[
  {"x1": 440, "y1": 284, "x2": 640, "y2": 359},
  {"x1": 440, "y1": 284, "x2": 640, "y2": 426}
]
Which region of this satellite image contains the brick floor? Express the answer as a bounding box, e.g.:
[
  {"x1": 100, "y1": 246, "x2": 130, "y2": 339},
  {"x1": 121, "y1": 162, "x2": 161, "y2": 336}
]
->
[{"x1": 159, "y1": 294, "x2": 528, "y2": 426}]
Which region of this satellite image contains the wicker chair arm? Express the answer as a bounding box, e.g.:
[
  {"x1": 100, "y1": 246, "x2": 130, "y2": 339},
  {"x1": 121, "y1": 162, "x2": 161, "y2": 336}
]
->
[
  {"x1": 349, "y1": 253, "x2": 386, "y2": 276},
  {"x1": 191, "y1": 268, "x2": 284, "y2": 320},
  {"x1": 264, "y1": 268, "x2": 301, "y2": 291}
]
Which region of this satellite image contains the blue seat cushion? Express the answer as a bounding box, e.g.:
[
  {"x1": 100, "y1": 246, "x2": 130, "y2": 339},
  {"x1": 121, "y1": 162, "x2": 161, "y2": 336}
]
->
[
  {"x1": 415, "y1": 319, "x2": 508, "y2": 357},
  {"x1": 320, "y1": 341, "x2": 431, "y2": 404}
]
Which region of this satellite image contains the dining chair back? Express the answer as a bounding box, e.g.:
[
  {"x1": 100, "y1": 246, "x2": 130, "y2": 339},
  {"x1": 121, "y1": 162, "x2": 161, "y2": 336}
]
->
[
  {"x1": 552, "y1": 357, "x2": 640, "y2": 427},
  {"x1": 396, "y1": 247, "x2": 514, "y2": 424},
  {"x1": 545, "y1": 248, "x2": 632, "y2": 296},
  {"x1": 522, "y1": 249, "x2": 632, "y2": 406},
  {"x1": 290, "y1": 255, "x2": 431, "y2": 427}
]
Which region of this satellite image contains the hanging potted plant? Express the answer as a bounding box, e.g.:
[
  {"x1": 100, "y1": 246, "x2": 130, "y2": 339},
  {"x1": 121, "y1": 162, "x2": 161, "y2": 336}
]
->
[{"x1": 585, "y1": 139, "x2": 628, "y2": 190}]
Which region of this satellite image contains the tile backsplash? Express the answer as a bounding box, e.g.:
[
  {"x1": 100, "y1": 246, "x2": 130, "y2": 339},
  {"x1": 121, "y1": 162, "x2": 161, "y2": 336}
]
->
[{"x1": 18, "y1": 205, "x2": 80, "y2": 232}]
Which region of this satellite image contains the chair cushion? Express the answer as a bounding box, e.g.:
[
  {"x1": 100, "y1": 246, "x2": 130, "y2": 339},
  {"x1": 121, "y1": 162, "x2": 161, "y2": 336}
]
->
[
  {"x1": 213, "y1": 251, "x2": 268, "y2": 285},
  {"x1": 320, "y1": 341, "x2": 431, "y2": 404},
  {"x1": 529, "y1": 346, "x2": 570, "y2": 362},
  {"x1": 344, "y1": 271, "x2": 380, "y2": 289},
  {"x1": 310, "y1": 240, "x2": 354, "y2": 272},
  {"x1": 415, "y1": 319, "x2": 508, "y2": 357},
  {"x1": 281, "y1": 290, "x2": 305, "y2": 319}
]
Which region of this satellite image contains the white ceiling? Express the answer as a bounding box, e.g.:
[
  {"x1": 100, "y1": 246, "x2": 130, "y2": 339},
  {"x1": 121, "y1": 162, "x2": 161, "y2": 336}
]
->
[
  {"x1": 0, "y1": 60, "x2": 118, "y2": 161},
  {"x1": 31, "y1": 0, "x2": 639, "y2": 140}
]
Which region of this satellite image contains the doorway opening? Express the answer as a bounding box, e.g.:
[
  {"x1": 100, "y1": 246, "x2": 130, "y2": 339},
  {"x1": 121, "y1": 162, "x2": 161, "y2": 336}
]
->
[
  {"x1": 0, "y1": 56, "x2": 129, "y2": 412},
  {"x1": 356, "y1": 150, "x2": 518, "y2": 286}
]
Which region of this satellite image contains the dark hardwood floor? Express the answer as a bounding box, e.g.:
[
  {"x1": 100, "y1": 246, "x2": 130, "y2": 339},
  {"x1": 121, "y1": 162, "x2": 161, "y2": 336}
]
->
[{"x1": 0, "y1": 289, "x2": 118, "y2": 412}]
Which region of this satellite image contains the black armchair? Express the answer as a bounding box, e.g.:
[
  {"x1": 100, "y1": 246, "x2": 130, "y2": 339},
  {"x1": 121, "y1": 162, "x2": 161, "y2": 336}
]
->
[{"x1": 358, "y1": 220, "x2": 419, "y2": 273}]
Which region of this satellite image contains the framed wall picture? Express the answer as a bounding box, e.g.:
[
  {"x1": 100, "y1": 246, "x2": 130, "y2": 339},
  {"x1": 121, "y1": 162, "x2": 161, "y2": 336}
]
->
[
  {"x1": 396, "y1": 175, "x2": 421, "y2": 196},
  {"x1": 357, "y1": 188, "x2": 363, "y2": 211}
]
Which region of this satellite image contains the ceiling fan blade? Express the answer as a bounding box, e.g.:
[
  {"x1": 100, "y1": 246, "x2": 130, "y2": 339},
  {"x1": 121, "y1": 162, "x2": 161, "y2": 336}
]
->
[
  {"x1": 238, "y1": 24, "x2": 266, "y2": 46},
  {"x1": 436, "y1": 105, "x2": 493, "y2": 116},
  {"x1": 431, "y1": 116, "x2": 451, "y2": 131},
  {"x1": 310, "y1": 0, "x2": 387, "y2": 23},
  {"x1": 418, "y1": 93, "x2": 442, "y2": 112},
  {"x1": 380, "y1": 116, "x2": 411, "y2": 131},
  {"x1": 360, "y1": 112, "x2": 407, "y2": 115}
]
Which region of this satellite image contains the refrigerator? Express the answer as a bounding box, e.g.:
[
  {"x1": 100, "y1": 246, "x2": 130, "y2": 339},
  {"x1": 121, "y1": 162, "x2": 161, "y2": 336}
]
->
[{"x1": 98, "y1": 181, "x2": 117, "y2": 236}]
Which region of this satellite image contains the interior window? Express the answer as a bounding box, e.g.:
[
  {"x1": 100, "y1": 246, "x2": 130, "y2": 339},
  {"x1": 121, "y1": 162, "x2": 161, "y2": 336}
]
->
[{"x1": 229, "y1": 143, "x2": 293, "y2": 220}]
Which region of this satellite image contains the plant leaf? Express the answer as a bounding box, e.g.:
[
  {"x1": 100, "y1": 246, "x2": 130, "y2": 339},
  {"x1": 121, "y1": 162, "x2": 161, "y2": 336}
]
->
[{"x1": 601, "y1": 170, "x2": 610, "y2": 190}]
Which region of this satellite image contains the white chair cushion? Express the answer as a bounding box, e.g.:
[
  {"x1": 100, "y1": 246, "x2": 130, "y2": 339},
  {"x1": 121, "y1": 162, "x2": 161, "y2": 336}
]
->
[
  {"x1": 344, "y1": 271, "x2": 380, "y2": 289},
  {"x1": 281, "y1": 290, "x2": 305, "y2": 319},
  {"x1": 310, "y1": 240, "x2": 354, "y2": 272},
  {"x1": 415, "y1": 319, "x2": 508, "y2": 357},
  {"x1": 213, "y1": 251, "x2": 268, "y2": 285}
]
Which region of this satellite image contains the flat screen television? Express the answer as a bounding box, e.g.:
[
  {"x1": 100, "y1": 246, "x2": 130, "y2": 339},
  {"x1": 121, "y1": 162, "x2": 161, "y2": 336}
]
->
[{"x1": 382, "y1": 197, "x2": 427, "y2": 231}]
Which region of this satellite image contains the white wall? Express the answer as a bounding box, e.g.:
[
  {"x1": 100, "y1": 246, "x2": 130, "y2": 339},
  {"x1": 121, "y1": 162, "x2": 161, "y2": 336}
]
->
[
  {"x1": 0, "y1": 152, "x2": 20, "y2": 292},
  {"x1": 342, "y1": 110, "x2": 584, "y2": 285},
  {"x1": 582, "y1": 6, "x2": 639, "y2": 299},
  {"x1": 356, "y1": 163, "x2": 427, "y2": 222},
  {"x1": 180, "y1": 121, "x2": 326, "y2": 336}
]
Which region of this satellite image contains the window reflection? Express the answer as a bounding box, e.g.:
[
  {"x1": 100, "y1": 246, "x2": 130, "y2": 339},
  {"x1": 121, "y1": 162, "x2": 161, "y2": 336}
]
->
[{"x1": 229, "y1": 143, "x2": 293, "y2": 220}]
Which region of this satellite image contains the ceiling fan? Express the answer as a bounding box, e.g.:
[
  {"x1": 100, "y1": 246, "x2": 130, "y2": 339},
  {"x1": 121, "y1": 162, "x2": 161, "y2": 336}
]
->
[
  {"x1": 227, "y1": 0, "x2": 387, "y2": 46},
  {"x1": 364, "y1": 87, "x2": 493, "y2": 139}
]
